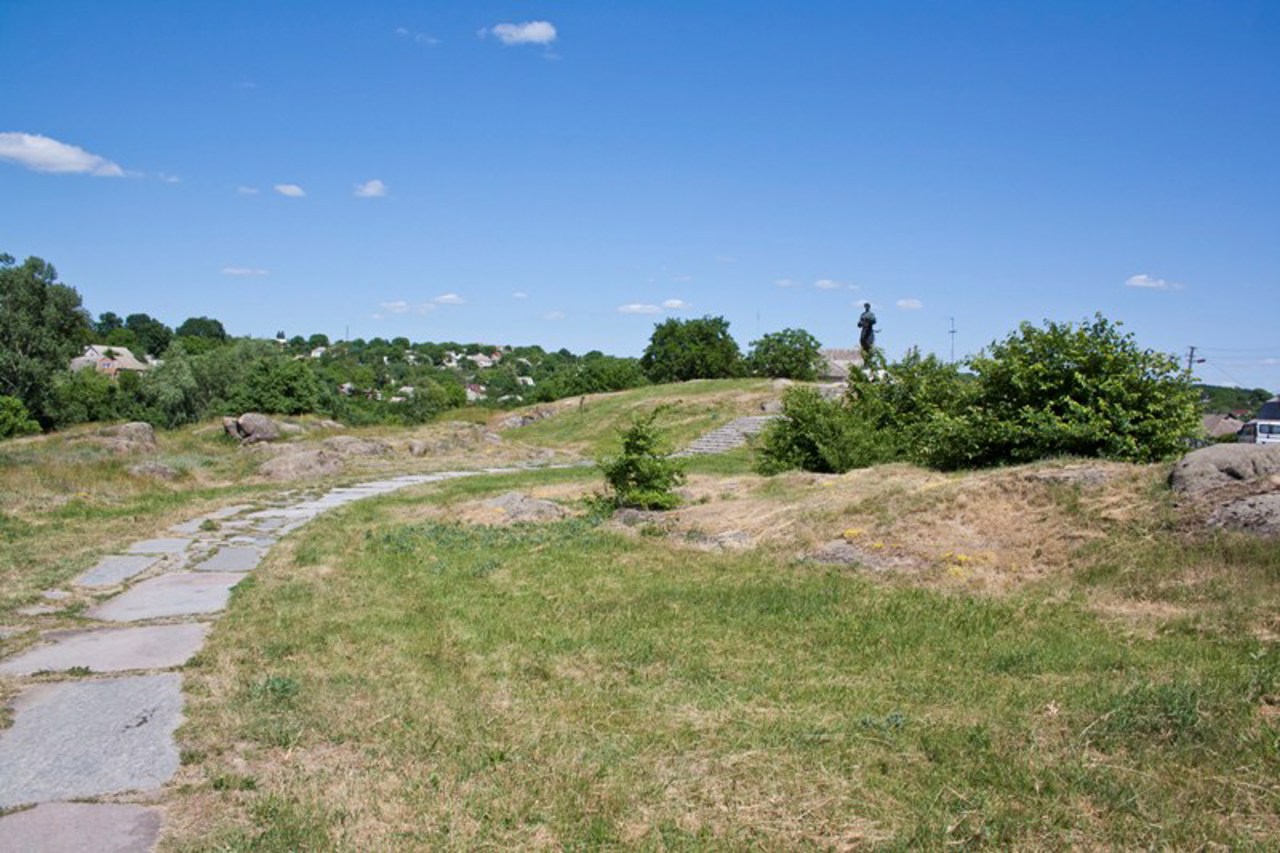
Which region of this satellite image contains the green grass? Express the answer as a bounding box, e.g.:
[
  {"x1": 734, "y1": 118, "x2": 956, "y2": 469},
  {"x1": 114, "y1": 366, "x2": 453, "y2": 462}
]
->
[
  {"x1": 170, "y1": 482, "x2": 1280, "y2": 850},
  {"x1": 510, "y1": 378, "x2": 776, "y2": 456}
]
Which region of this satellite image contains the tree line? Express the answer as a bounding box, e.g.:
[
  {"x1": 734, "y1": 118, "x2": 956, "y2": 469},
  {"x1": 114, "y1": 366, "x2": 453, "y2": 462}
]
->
[{"x1": 0, "y1": 253, "x2": 828, "y2": 439}]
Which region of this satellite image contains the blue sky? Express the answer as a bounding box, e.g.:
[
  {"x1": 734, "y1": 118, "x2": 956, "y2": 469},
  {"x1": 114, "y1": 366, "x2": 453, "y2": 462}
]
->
[{"x1": 2, "y1": 1, "x2": 1277, "y2": 388}]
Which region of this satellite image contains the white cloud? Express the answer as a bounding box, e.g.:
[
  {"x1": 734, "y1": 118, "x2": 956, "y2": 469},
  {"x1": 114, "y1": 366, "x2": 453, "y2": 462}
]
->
[
  {"x1": 896, "y1": 298, "x2": 923, "y2": 310},
  {"x1": 274, "y1": 183, "x2": 305, "y2": 197},
  {"x1": 662, "y1": 298, "x2": 689, "y2": 310},
  {"x1": 433, "y1": 293, "x2": 465, "y2": 305},
  {"x1": 774, "y1": 278, "x2": 801, "y2": 288},
  {"x1": 0, "y1": 132, "x2": 125, "y2": 176},
  {"x1": 354, "y1": 179, "x2": 387, "y2": 198},
  {"x1": 542, "y1": 310, "x2": 566, "y2": 321},
  {"x1": 618, "y1": 303, "x2": 662, "y2": 314},
  {"x1": 814, "y1": 279, "x2": 844, "y2": 290},
  {"x1": 1125, "y1": 273, "x2": 1182, "y2": 291},
  {"x1": 222, "y1": 266, "x2": 268, "y2": 277},
  {"x1": 512, "y1": 291, "x2": 528, "y2": 299},
  {"x1": 237, "y1": 186, "x2": 259, "y2": 195},
  {"x1": 158, "y1": 173, "x2": 181, "y2": 184},
  {"x1": 481, "y1": 20, "x2": 557, "y2": 45},
  {"x1": 396, "y1": 26, "x2": 439, "y2": 45},
  {"x1": 378, "y1": 300, "x2": 435, "y2": 315}
]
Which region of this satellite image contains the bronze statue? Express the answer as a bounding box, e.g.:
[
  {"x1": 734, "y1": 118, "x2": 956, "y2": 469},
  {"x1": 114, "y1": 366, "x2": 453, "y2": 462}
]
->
[{"x1": 857, "y1": 302, "x2": 877, "y2": 355}]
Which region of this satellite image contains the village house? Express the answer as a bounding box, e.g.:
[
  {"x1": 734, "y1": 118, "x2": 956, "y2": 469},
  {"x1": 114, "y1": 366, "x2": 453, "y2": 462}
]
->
[{"x1": 69, "y1": 345, "x2": 152, "y2": 378}]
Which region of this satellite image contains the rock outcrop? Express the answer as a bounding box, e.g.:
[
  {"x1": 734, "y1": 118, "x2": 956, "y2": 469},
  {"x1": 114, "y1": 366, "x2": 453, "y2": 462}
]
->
[
  {"x1": 223, "y1": 413, "x2": 282, "y2": 445},
  {"x1": 1170, "y1": 444, "x2": 1280, "y2": 495}
]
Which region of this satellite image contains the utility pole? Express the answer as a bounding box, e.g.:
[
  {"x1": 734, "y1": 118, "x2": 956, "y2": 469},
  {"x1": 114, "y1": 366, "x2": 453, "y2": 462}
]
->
[
  {"x1": 1186, "y1": 345, "x2": 1204, "y2": 375},
  {"x1": 949, "y1": 317, "x2": 956, "y2": 364}
]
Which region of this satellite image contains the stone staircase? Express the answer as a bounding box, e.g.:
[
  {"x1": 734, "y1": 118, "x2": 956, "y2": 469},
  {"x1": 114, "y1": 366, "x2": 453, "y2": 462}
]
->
[{"x1": 673, "y1": 415, "x2": 779, "y2": 457}]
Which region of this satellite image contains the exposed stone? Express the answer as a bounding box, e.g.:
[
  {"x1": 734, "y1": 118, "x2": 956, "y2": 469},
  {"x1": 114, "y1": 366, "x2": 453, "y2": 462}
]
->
[
  {"x1": 93, "y1": 421, "x2": 157, "y2": 454},
  {"x1": 322, "y1": 435, "x2": 391, "y2": 456},
  {"x1": 191, "y1": 545, "x2": 263, "y2": 572},
  {"x1": 408, "y1": 439, "x2": 429, "y2": 457},
  {"x1": 0, "y1": 674, "x2": 183, "y2": 809},
  {"x1": 258, "y1": 449, "x2": 342, "y2": 480},
  {"x1": 87, "y1": 573, "x2": 244, "y2": 622},
  {"x1": 613, "y1": 508, "x2": 669, "y2": 527},
  {"x1": 0, "y1": 623, "x2": 210, "y2": 676},
  {"x1": 278, "y1": 422, "x2": 304, "y2": 435},
  {"x1": 1171, "y1": 444, "x2": 1280, "y2": 495},
  {"x1": 1208, "y1": 493, "x2": 1280, "y2": 536},
  {"x1": 126, "y1": 537, "x2": 190, "y2": 555},
  {"x1": 482, "y1": 492, "x2": 568, "y2": 522},
  {"x1": 235, "y1": 412, "x2": 282, "y2": 444},
  {"x1": 127, "y1": 461, "x2": 179, "y2": 480},
  {"x1": 759, "y1": 399, "x2": 784, "y2": 414},
  {"x1": 74, "y1": 554, "x2": 161, "y2": 588},
  {"x1": 0, "y1": 802, "x2": 162, "y2": 853}
]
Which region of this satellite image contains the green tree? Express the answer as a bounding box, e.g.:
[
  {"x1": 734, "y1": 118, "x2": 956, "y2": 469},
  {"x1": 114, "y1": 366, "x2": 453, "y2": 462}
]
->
[
  {"x1": 0, "y1": 395, "x2": 40, "y2": 439},
  {"x1": 640, "y1": 315, "x2": 743, "y2": 383},
  {"x1": 176, "y1": 315, "x2": 228, "y2": 342},
  {"x1": 95, "y1": 311, "x2": 124, "y2": 336},
  {"x1": 125, "y1": 313, "x2": 173, "y2": 357},
  {"x1": 231, "y1": 357, "x2": 325, "y2": 415},
  {"x1": 0, "y1": 253, "x2": 92, "y2": 427},
  {"x1": 925, "y1": 314, "x2": 1200, "y2": 468},
  {"x1": 747, "y1": 328, "x2": 824, "y2": 380}
]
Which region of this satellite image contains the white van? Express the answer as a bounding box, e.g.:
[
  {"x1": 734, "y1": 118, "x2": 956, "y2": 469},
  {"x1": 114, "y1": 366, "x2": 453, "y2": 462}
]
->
[{"x1": 1238, "y1": 420, "x2": 1280, "y2": 444}]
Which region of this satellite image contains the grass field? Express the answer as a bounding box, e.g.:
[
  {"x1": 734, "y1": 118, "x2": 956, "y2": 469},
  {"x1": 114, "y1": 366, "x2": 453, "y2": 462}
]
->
[
  {"x1": 164, "y1": 464, "x2": 1280, "y2": 850},
  {"x1": 4, "y1": 381, "x2": 1279, "y2": 849}
]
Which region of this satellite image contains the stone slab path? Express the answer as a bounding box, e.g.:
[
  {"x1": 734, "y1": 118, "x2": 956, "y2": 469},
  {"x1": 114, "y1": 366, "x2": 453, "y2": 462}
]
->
[{"x1": 0, "y1": 466, "x2": 529, "y2": 850}]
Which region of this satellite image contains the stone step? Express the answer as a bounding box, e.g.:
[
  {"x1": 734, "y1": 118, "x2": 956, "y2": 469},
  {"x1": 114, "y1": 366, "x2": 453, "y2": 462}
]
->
[{"x1": 673, "y1": 415, "x2": 780, "y2": 457}]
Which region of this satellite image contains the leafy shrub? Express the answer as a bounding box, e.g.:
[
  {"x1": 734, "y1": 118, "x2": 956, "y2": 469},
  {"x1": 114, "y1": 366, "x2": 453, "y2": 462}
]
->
[
  {"x1": 747, "y1": 327, "x2": 824, "y2": 380},
  {"x1": 597, "y1": 410, "x2": 686, "y2": 510},
  {"x1": 756, "y1": 386, "x2": 899, "y2": 474},
  {"x1": 0, "y1": 395, "x2": 39, "y2": 439},
  {"x1": 47, "y1": 369, "x2": 125, "y2": 428},
  {"x1": 231, "y1": 357, "x2": 324, "y2": 415},
  {"x1": 925, "y1": 314, "x2": 1200, "y2": 468}
]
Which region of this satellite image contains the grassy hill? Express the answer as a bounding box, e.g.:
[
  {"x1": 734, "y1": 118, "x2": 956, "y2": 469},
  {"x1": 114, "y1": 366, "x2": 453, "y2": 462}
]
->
[{"x1": 3, "y1": 381, "x2": 1280, "y2": 849}]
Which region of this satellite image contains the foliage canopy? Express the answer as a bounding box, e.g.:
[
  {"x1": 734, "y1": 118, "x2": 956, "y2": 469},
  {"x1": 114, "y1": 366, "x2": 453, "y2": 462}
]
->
[
  {"x1": 747, "y1": 327, "x2": 825, "y2": 380},
  {"x1": 640, "y1": 316, "x2": 743, "y2": 383}
]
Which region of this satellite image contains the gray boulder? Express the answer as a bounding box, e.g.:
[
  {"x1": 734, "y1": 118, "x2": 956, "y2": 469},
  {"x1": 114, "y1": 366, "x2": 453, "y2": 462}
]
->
[
  {"x1": 95, "y1": 421, "x2": 157, "y2": 453},
  {"x1": 236, "y1": 413, "x2": 281, "y2": 444},
  {"x1": 322, "y1": 435, "x2": 391, "y2": 456},
  {"x1": 1208, "y1": 494, "x2": 1280, "y2": 536},
  {"x1": 1170, "y1": 444, "x2": 1280, "y2": 495},
  {"x1": 408, "y1": 440, "x2": 429, "y2": 457},
  {"x1": 258, "y1": 449, "x2": 342, "y2": 481},
  {"x1": 482, "y1": 492, "x2": 567, "y2": 522}
]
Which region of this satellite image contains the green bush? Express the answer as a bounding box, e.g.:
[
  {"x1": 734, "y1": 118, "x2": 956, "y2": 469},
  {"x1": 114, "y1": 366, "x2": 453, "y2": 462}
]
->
[
  {"x1": 597, "y1": 410, "x2": 686, "y2": 510},
  {"x1": 231, "y1": 357, "x2": 325, "y2": 416},
  {"x1": 756, "y1": 386, "x2": 899, "y2": 474},
  {"x1": 925, "y1": 314, "x2": 1200, "y2": 468},
  {"x1": 0, "y1": 395, "x2": 39, "y2": 439},
  {"x1": 48, "y1": 369, "x2": 124, "y2": 428}
]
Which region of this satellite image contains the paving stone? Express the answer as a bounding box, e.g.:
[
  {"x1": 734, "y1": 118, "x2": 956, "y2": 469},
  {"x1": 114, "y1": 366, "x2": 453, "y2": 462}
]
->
[
  {"x1": 87, "y1": 573, "x2": 244, "y2": 622},
  {"x1": 191, "y1": 546, "x2": 262, "y2": 573},
  {"x1": 41, "y1": 589, "x2": 71, "y2": 601},
  {"x1": 169, "y1": 504, "x2": 255, "y2": 534},
  {"x1": 0, "y1": 623, "x2": 210, "y2": 676},
  {"x1": 73, "y1": 554, "x2": 161, "y2": 588},
  {"x1": 0, "y1": 673, "x2": 183, "y2": 808},
  {"x1": 126, "y1": 538, "x2": 190, "y2": 555},
  {"x1": 0, "y1": 802, "x2": 162, "y2": 853}
]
